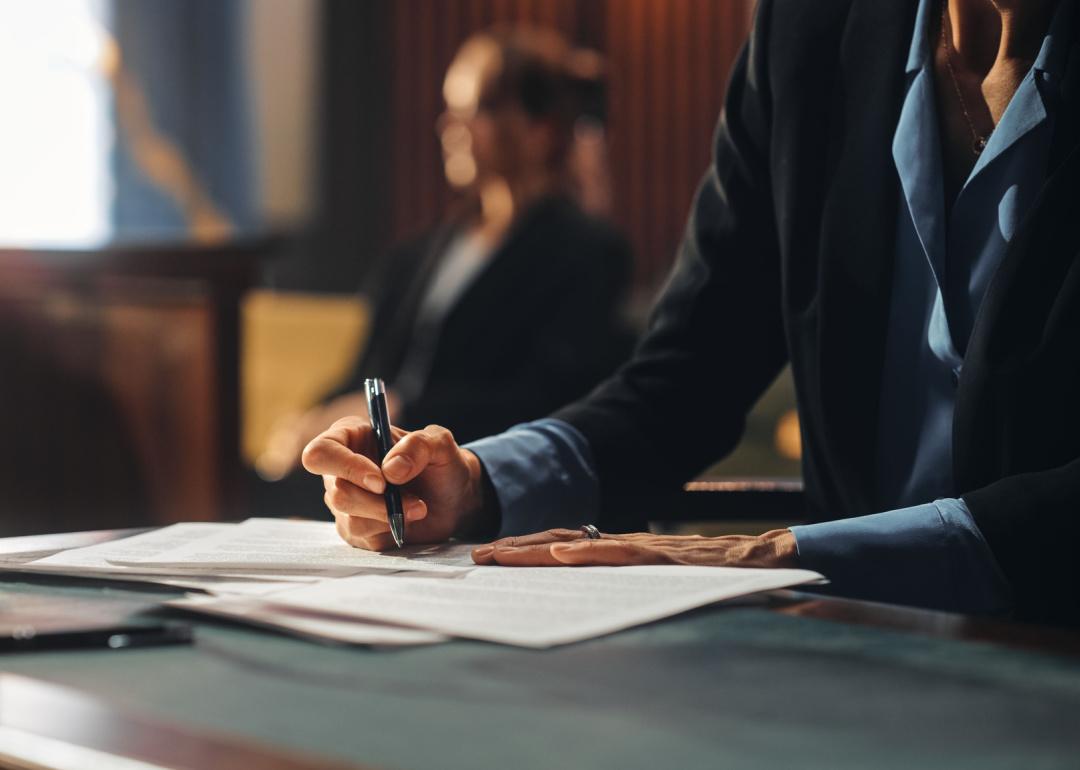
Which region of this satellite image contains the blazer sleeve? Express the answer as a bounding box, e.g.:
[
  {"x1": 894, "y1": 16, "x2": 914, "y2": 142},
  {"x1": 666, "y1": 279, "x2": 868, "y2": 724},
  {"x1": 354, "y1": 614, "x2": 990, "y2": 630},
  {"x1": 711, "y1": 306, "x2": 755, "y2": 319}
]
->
[
  {"x1": 554, "y1": 0, "x2": 789, "y2": 528},
  {"x1": 401, "y1": 230, "x2": 634, "y2": 444},
  {"x1": 963, "y1": 458, "x2": 1080, "y2": 627}
]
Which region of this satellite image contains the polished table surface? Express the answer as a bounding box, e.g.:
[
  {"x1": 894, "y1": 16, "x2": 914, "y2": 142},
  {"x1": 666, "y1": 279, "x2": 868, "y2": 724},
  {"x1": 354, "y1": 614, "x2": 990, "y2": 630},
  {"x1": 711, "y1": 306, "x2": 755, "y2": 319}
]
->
[{"x1": 2, "y1": 534, "x2": 1080, "y2": 769}]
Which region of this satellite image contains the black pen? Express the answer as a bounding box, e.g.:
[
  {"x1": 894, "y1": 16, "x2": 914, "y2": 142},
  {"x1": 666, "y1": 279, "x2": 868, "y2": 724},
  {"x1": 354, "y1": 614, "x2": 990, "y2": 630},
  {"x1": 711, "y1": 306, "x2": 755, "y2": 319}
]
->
[
  {"x1": 364, "y1": 378, "x2": 406, "y2": 548},
  {"x1": 1, "y1": 623, "x2": 194, "y2": 652}
]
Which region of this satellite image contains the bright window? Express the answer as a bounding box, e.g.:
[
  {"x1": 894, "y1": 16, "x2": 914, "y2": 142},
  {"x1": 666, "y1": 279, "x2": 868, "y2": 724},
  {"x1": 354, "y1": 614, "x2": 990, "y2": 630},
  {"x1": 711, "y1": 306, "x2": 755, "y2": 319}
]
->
[{"x1": 0, "y1": 0, "x2": 113, "y2": 247}]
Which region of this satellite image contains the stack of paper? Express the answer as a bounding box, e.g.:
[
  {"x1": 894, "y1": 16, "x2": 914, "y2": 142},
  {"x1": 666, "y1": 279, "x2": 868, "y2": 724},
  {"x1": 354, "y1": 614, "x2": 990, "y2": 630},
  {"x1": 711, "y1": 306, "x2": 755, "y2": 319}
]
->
[
  {"x1": 3, "y1": 523, "x2": 330, "y2": 596},
  {"x1": 168, "y1": 595, "x2": 448, "y2": 647},
  {"x1": 259, "y1": 565, "x2": 824, "y2": 648},
  {"x1": 4, "y1": 518, "x2": 825, "y2": 648}
]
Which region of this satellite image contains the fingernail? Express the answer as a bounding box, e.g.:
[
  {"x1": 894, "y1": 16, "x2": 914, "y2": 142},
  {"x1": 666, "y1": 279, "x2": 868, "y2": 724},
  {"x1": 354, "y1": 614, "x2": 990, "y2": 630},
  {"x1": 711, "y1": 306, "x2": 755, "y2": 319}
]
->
[
  {"x1": 362, "y1": 474, "x2": 384, "y2": 493},
  {"x1": 473, "y1": 545, "x2": 494, "y2": 559},
  {"x1": 550, "y1": 543, "x2": 579, "y2": 553},
  {"x1": 383, "y1": 456, "x2": 412, "y2": 480},
  {"x1": 404, "y1": 499, "x2": 426, "y2": 520}
]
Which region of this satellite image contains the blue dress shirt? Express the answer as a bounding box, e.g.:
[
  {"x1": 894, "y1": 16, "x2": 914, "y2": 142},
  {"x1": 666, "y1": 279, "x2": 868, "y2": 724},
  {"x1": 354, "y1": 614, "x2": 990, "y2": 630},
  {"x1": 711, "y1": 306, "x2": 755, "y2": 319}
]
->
[{"x1": 466, "y1": 0, "x2": 1073, "y2": 615}]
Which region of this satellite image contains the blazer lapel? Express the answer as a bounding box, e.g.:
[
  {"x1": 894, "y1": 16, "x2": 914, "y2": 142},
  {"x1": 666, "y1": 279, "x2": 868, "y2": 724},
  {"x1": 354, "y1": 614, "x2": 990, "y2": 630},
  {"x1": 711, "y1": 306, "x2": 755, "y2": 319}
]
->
[
  {"x1": 955, "y1": 18, "x2": 1080, "y2": 490},
  {"x1": 436, "y1": 196, "x2": 564, "y2": 345},
  {"x1": 813, "y1": 0, "x2": 917, "y2": 513},
  {"x1": 373, "y1": 223, "x2": 458, "y2": 379}
]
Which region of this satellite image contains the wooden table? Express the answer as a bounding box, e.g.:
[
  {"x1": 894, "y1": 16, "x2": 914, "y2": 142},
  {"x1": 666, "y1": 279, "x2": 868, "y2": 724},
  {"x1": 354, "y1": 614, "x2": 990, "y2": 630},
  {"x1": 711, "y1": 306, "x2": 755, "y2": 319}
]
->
[{"x1": 2, "y1": 529, "x2": 1079, "y2": 770}]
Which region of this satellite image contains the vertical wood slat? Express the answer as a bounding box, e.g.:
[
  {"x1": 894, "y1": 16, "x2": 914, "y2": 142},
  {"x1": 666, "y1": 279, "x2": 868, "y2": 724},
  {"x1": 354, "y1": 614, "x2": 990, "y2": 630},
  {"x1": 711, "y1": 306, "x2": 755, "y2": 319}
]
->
[
  {"x1": 605, "y1": 0, "x2": 754, "y2": 292},
  {"x1": 382, "y1": 0, "x2": 753, "y2": 294}
]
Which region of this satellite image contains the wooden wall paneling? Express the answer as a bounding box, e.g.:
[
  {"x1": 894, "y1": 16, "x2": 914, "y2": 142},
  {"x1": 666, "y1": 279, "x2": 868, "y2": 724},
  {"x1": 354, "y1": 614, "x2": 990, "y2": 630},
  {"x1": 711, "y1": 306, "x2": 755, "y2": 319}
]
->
[
  {"x1": 604, "y1": 0, "x2": 754, "y2": 293},
  {"x1": 672, "y1": 0, "x2": 693, "y2": 262},
  {"x1": 380, "y1": 1, "x2": 753, "y2": 294}
]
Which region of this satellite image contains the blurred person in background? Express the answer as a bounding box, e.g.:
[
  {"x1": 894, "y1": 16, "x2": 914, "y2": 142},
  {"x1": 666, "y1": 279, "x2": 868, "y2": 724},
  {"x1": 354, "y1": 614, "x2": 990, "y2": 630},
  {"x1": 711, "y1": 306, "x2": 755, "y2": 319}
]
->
[{"x1": 256, "y1": 27, "x2": 633, "y2": 509}]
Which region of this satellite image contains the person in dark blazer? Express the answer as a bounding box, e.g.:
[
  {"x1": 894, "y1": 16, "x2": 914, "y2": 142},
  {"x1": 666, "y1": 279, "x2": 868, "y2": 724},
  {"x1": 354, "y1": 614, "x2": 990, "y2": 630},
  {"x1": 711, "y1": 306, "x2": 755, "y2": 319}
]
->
[
  {"x1": 258, "y1": 27, "x2": 631, "y2": 489},
  {"x1": 303, "y1": 0, "x2": 1080, "y2": 629},
  {"x1": 345, "y1": 194, "x2": 631, "y2": 445}
]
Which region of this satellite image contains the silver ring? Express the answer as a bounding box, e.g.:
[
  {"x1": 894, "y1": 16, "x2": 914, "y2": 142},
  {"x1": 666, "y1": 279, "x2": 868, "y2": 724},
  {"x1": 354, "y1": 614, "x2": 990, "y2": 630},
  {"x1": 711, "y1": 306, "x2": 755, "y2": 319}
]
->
[{"x1": 580, "y1": 524, "x2": 601, "y2": 540}]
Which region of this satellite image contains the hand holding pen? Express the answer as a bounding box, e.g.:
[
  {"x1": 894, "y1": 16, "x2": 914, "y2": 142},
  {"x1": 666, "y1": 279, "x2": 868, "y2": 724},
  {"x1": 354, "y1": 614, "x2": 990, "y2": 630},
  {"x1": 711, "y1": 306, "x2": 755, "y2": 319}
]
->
[{"x1": 302, "y1": 381, "x2": 490, "y2": 552}]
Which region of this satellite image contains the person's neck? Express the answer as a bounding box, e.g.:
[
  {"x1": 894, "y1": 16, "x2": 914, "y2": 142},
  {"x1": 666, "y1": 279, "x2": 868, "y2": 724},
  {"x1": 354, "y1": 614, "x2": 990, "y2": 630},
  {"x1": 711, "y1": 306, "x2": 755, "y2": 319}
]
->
[
  {"x1": 947, "y1": 0, "x2": 1056, "y2": 75},
  {"x1": 475, "y1": 171, "x2": 558, "y2": 244}
]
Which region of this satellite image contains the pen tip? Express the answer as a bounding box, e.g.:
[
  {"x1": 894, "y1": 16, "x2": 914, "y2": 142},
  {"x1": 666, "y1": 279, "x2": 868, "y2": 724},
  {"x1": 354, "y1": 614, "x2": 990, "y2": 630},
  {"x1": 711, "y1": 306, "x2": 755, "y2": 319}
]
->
[{"x1": 390, "y1": 520, "x2": 405, "y2": 549}]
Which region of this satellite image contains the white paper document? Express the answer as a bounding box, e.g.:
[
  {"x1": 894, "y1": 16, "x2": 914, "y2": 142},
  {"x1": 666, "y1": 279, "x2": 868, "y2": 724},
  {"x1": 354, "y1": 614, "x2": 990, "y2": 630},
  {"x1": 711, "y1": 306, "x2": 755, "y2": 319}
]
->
[
  {"x1": 109, "y1": 518, "x2": 475, "y2": 574},
  {"x1": 265, "y1": 565, "x2": 825, "y2": 648},
  {"x1": 4, "y1": 521, "x2": 825, "y2": 647},
  {"x1": 168, "y1": 594, "x2": 448, "y2": 646},
  {"x1": 6, "y1": 523, "x2": 345, "y2": 593},
  {"x1": 0, "y1": 528, "x2": 148, "y2": 565},
  {"x1": 11, "y1": 523, "x2": 231, "y2": 576}
]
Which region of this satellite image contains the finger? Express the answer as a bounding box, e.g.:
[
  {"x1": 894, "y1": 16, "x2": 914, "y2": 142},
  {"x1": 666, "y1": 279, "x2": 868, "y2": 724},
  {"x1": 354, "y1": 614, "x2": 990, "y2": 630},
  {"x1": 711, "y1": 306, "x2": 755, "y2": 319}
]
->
[
  {"x1": 335, "y1": 510, "x2": 383, "y2": 545},
  {"x1": 325, "y1": 479, "x2": 428, "y2": 522},
  {"x1": 332, "y1": 510, "x2": 398, "y2": 552},
  {"x1": 302, "y1": 420, "x2": 385, "y2": 493},
  {"x1": 333, "y1": 509, "x2": 385, "y2": 547},
  {"x1": 548, "y1": 540, "x2": 669, "y2": 566},
  {"x1": 472, "y1": 529, "x2": 585, "y2": 565},
  {"x1": 382, "y1": 425, "x2": 459, "y2": 484},
  {"x1": 471, "y1": 544, "x2": 497, "y2": 565},
  {"x1": 488, "y1": 529, "x2": 585, "y2": 549},
  {"x1": 334, "y1": 511, "x2": 351, "y2": 542},
  {"x1": 488, "y1": 543, "x2": 571, "y2": 567},
  {"x1": 324, "y1": 479, "x2": 385, "y2": 522}
]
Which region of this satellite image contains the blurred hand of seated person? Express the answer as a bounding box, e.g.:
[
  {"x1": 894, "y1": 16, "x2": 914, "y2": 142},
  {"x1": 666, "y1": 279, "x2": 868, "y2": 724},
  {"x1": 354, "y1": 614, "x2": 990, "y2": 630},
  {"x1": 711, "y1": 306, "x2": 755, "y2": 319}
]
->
[{"x1": 258, "y1": 390, "x2": 398, "y2": 481}]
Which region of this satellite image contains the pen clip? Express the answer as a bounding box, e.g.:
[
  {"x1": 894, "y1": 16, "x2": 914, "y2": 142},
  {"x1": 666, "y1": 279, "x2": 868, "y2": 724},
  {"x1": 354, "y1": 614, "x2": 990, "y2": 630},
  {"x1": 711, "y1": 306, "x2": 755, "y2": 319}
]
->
[{"x1": 364, "y1": 378, "x2": 392, "y2": 453}]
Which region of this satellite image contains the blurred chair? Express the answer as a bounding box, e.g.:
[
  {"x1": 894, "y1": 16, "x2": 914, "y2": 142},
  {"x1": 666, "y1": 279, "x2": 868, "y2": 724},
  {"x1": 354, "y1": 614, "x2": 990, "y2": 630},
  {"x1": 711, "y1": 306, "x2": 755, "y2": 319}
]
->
[{"x1": 0, "y1": 239, "x2": 265, "y2": 533}]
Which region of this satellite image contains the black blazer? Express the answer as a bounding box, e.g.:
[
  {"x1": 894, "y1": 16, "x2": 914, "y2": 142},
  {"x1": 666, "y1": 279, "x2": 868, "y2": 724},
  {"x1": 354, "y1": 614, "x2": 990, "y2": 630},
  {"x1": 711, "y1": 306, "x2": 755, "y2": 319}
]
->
[
  {"x1": 557, "y1": 0, "x2": 1080, "y2": 627},
  {"x1": 346, "y1": 195, "x2": 633, "y2": 444}
]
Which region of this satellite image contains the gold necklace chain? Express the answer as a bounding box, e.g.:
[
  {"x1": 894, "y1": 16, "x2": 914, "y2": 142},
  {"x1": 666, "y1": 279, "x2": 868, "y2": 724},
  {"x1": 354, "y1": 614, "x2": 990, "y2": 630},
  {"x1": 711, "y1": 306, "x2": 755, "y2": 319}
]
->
[{"x1": 940, "y1": 2, "x2": 989, "y2": 155}]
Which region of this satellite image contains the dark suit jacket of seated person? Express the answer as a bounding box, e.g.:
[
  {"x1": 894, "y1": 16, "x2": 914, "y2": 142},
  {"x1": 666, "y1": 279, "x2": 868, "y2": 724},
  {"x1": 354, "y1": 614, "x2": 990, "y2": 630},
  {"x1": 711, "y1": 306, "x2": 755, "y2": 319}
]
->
[
  {"x1": 542, "y1": 0, "x2": 1080, "y2": 627},
  {"x1": 343, "y1": 194, "x2": 633, "y2": 444},
  {"x1": 308, "y1": 0, "x2": 1080, "y2": 630}
]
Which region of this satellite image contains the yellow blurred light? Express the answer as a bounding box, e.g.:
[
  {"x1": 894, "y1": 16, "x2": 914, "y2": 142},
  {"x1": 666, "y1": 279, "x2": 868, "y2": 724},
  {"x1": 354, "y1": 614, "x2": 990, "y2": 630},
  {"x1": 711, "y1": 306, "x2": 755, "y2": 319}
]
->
[{"x1": 774, "y1": 409, "x2": 803, "y2": 461}]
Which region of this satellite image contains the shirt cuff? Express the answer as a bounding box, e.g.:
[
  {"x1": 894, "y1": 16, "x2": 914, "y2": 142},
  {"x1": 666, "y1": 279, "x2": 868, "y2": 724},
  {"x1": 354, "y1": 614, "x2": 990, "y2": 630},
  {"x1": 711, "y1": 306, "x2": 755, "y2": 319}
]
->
[
  {"x1": 790, "y1": 498, "x2": 1012, "y2": 615},
  {"x1": 464, "y1": 419, "x2": 600, "y2": 538}
]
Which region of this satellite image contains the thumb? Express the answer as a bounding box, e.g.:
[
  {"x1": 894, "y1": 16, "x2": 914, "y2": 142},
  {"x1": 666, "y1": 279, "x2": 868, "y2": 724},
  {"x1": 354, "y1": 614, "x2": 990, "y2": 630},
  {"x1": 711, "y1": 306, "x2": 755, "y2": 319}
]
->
[{"x1": 382, "y1": 425, "x2": 460, "y2": 484}]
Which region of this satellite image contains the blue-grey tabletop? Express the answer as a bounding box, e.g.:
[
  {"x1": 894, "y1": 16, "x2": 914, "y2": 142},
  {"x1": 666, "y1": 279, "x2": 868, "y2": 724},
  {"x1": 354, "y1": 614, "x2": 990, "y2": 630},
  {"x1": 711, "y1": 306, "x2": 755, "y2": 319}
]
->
[{"x1": 2, "y1": 577, "x2": 1080, "y2": 770}]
